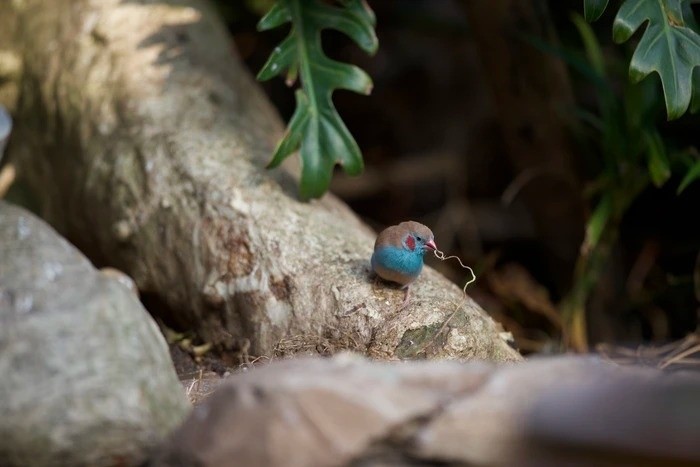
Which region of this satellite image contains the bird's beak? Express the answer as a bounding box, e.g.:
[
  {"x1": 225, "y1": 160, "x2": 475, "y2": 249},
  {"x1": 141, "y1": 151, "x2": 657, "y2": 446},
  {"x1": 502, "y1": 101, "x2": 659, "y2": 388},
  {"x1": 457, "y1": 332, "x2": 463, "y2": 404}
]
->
[{"x1": 426, "y1": 239, "x2": 437, "y2": 251}]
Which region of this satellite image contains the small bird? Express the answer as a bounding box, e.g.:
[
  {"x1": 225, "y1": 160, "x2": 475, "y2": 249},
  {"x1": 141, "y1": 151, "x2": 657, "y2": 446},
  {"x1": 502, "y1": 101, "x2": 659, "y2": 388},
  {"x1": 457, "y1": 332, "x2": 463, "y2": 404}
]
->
[{"x1": 371, "y1": 221, "x2": 436, "y2": 308}]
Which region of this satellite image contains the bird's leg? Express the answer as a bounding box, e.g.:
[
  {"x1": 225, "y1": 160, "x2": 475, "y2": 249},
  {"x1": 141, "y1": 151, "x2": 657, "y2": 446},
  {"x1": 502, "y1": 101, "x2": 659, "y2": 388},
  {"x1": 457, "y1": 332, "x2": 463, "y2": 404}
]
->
[{"x1": 398, "y1": 285, "x2": 412, "y2": 311}]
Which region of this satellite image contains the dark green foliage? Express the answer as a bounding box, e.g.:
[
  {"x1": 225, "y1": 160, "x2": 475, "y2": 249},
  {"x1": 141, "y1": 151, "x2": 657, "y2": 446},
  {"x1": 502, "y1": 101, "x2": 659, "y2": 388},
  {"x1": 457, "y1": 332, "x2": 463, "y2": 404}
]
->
[
  {"x1": 584, "y1": 0, "x2": 700, "y2": 120},
  {"x1": 584, "y1": 0, "x2": 609, "y2": 22}
]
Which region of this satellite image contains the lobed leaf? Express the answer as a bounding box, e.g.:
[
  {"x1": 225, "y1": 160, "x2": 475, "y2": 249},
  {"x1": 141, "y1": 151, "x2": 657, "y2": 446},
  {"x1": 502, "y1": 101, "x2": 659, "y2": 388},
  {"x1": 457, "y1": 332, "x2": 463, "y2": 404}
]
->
[
  {"x1": 257, "y1": 0, "x2": 378, "y2": 199},
  {"x1": 612, "y1": 0, "x2": 700, "y2": 120}
]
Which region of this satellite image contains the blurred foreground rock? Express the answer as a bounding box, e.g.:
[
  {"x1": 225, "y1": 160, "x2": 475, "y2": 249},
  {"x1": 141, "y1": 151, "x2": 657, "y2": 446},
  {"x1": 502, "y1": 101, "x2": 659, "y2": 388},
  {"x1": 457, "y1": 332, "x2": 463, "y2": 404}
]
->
[
  {"x1": 153, "y1": 354, "x2": 700, "y2": 467},
  {"x1": 0, "y1": 202, "x2": 190, "y2": 467}
]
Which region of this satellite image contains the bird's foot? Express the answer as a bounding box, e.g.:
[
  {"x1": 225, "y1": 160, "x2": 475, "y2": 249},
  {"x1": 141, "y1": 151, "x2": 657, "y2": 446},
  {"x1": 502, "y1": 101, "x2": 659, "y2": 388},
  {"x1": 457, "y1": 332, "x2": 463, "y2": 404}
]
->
[{"x1": 397, "y1": 286, "x2": 412, "y2": 312}]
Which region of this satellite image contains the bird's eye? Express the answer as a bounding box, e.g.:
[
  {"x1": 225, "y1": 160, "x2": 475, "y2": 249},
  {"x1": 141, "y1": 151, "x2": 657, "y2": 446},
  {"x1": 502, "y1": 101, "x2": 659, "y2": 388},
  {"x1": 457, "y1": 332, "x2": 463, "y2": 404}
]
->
[{"x1": 416, "y1": 236, "x2": 422, "y2": 242}]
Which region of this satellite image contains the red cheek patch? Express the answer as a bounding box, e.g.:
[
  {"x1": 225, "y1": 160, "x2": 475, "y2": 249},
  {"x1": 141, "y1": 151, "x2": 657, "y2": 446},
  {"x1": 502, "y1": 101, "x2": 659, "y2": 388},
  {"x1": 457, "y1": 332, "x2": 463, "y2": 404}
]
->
[{"x1": 405, "y1": 235, "x2": 416, "y2": 251}]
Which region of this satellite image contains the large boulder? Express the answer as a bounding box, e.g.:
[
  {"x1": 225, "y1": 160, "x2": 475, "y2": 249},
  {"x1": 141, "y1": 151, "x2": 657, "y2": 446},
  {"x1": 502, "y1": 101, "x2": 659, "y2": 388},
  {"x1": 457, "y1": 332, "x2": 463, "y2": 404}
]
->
[{"x1": 0, "y1": 202, "x2": 190, "y2": 466}]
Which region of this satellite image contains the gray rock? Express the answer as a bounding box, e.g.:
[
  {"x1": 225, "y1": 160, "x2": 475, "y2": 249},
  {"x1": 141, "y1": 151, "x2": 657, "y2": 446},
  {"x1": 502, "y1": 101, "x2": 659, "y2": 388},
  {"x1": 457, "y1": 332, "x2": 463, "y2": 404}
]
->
[
  {"x1": 0, "y1": 202, "x2": 190, "y2": 467},
  {"x1": 152, "y1": 353, "x2": 700, "y2": 467}
]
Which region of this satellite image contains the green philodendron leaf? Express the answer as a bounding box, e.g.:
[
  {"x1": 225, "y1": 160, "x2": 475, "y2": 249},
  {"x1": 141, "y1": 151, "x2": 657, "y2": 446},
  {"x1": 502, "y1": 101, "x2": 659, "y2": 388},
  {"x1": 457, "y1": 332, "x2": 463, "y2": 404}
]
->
[
  {"x1": 584, "y1": 0, "x2": 610, "y2": 22},
  {"x1": 257, "y1": 0, "x2": 378, "y2": 199},
  {"x1": 612, "y1": 0, "x2": 700, "y2": 120}
]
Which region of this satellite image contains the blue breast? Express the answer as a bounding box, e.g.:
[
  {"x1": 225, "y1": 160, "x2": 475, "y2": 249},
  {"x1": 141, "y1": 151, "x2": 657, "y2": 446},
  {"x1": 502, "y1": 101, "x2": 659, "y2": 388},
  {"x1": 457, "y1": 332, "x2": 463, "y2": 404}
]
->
[{"x1": 371, "y1": 246, "x2": 424, "y2": 278}]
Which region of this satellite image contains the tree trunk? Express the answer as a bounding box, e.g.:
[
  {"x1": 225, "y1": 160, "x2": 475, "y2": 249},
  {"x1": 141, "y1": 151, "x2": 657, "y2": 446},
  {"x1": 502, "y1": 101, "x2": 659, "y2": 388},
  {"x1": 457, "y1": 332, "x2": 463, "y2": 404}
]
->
[{"x1": 0, "y1": 0, "x2": 520, "y2": 362}]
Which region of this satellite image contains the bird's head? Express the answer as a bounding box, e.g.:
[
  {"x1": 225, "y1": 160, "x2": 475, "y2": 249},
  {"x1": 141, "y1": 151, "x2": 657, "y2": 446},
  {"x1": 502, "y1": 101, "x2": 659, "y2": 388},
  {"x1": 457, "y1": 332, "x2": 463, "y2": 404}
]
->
[{"x1": 400, "y1": 221, "x2": 436, "y2": 255}]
